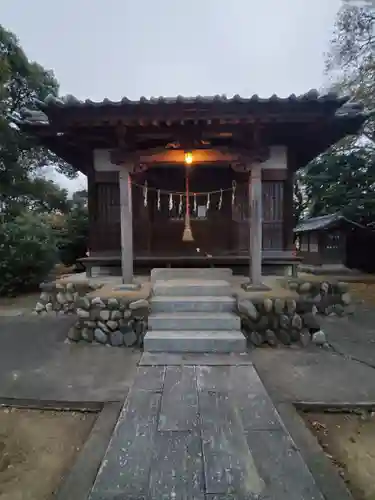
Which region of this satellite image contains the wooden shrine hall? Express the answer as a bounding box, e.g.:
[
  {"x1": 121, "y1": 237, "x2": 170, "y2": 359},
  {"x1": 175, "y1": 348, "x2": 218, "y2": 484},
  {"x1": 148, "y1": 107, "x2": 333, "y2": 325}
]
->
[{"x1": 17, "y1": 91, "x2": 367, "y2": 285}]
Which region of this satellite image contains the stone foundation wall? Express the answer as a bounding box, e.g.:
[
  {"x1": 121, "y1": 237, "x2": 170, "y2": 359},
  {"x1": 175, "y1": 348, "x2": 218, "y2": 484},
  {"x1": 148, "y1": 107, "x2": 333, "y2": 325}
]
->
[
  {"x1": 33, "y1": 281, "x2": 150, "y2": 348},
  {"x1": 34, "y1": 281, "x2": 99, "y2": 315},
  {"x1": 238, "y1": 279, "x2": 354, "y2": 347},
  {"x1": 284, "y1": 279, "x2": 353, "y2": 316},
  {"x1": 34, "y1": 277, "x2": 354, "y2": 349},
  {"x1": 68, "y1": 296, "x2": 149, "y2": 347}
]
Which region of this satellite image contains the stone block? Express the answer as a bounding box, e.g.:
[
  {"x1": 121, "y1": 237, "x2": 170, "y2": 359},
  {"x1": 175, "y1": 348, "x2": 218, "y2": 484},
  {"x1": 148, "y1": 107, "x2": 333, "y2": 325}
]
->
[
  {"x1": 153, "y1": 280, "x2": 231, "y2": 297},
  {"x1": 148, "y1": 312, "x2": 240, "y2": 331},
  {"x1": 144, "y1": 330, "x2": 246, "y2": 353}
]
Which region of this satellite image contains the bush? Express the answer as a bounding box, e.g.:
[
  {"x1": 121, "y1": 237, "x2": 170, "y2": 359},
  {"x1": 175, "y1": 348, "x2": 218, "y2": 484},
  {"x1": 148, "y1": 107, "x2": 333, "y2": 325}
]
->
[{"x1": 0, "y1": 213, "x2": 58, "y2": 296}]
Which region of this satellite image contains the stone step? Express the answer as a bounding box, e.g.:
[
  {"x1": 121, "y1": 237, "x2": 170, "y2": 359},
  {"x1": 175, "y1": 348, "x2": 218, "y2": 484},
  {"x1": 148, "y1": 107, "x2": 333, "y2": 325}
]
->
[
  {"x1": 152, "y1": 279, "x2": 232, "y2": 297},
  {"x1": 150, "y1": 296, "x2": 236, "y2": 313},
  {"x1": 143, "y1": 330, "x2": 246, "y2": 352},
  {"x1": 148, "y1": 312, "x2": 241, "y2": 331},
  {"x1": 150, "y1": 267, "x2": 233, "y2": 283}
]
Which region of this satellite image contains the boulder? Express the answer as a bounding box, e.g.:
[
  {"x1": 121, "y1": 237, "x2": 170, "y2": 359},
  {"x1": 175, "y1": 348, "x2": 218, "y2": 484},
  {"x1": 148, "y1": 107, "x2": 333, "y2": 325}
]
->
[
  {"x1": 76, "y1": 296, "x2": 91, "y2": 310},
  {"x1": 107, "y1": 297, "x2": 119, "y2": 310},
  {"x1": 99, "y1": 309, "x2": 110, "y2": 321},
  {"x1": 77, "y1": 308, "x2": 90, "y2": 319},
  {"x1": 291, "y1": 313, "x2": 303, "y2": 330},
  {"x1": 39, "y1": 292, "x2": 50, "y2": 302},
  {"x1": 82, "y1": 328, "x2": 94, "y2": 342},
  {"x1": 277, "y1": 329, "x2": 291, "y2": 345},
  {"x1": 107, "y1": 320, "x2": 119, "y2": 331},
  {"x1": 274, "y1": 299, "x2": 285, "y2": 315},
  {"x1": 94, "y1": 328, "x2": 108, "y2": 344},
  {"x1": 302, "y1": 312, "x2": 321, "y2": 331},
  {"x1": 286, "y1": 299, "x2": 296, "y2": 314},
  {"x1": 279, "y1": 314, "x2": 290, "y2": 330},
  {"x1": 123, "y1": 331, "x2": 137, "y2": 347},
  {"x1": 45, "y1": 303, "x2": 53, "y2": 313},
  {"x1": 312, "y1": 330, "x2": 327, "y2": 345},
  {"x1": 256, "y1": 315, "x2": 269, "y2": 331},
  {"x1": 110, "y1": 310, "x2": 122, "y2": 320},
  {"x1": 263, "y1": 298, "x2": 273, "y2": 313},
  {"x1": 97, "y1": 321, "x2": 110, "y2": 333},
  {"x1": 249, "y1": 331, "x2": 263, "y2": 346},
  {"x1": 265, "y1": 329, "x2": 278, "y2": 346},
  {"x1": 129, "y1": 299, "x2": 149, "y2": 311},
  {"x1": 300, "y1": 329, "x2": 311, "y2": 347},
  {"x1": 110, "y1": 330, "x2": 124, "y2": 346},
  {"x1": 341, "y1": 292, "x2": 351, "y2": 305},
  {"x1": 237, "y1": 299, "x2": 258, "y2": 321},
  {"x1": 68, "y1": 326, "x2": 81, "y2": 341},
  {"x1": 91, "y1": 297, "x2": 105, "y2": 308},
  {"x1": 35, "y1": 302, "x2": 45, "y2": 313},
  {"x1": 56, "y1": 292, "x2": 66, "y2": 305}
]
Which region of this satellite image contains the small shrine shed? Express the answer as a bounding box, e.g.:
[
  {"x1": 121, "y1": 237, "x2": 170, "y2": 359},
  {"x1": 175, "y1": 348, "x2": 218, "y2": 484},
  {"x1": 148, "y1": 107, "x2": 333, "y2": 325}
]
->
[{"x1": 294, "y1": 213, "x2": 375, "y2": 273}]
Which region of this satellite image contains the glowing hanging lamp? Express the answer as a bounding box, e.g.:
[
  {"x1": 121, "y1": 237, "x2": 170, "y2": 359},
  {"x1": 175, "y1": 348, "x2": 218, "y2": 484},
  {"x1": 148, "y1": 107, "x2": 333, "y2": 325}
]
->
[{"x1": 182, "y1": 152, "x2": 194, "y2": 242}]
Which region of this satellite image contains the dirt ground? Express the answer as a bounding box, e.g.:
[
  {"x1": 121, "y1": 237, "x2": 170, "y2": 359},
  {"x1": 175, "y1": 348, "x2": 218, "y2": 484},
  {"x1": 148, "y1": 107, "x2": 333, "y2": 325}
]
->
[
  {"x1": 0, "y1": 407, "x2": 96, "y2": 500},
  {"x1": 0, "y1": 292, "x2": 40, "y2": 316},
  {"x1": 348, "y1": 283, "x2": 375, "y2": 307},
  {"x1": 302, "y1": 411, "x2": 375, "y2": 500}
]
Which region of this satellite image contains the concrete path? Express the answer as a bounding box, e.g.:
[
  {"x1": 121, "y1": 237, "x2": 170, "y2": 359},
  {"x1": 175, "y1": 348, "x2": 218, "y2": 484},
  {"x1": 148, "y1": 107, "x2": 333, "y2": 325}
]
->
[
  {"x1": 322, "y1": 309, "x2": 375, "y2": 369},
  {"x1": 0, "y1": 315, "x2": 140, "y2": 402},
  {"x1": 89, "y1": 360, "x2": 324, "y2": 499}
]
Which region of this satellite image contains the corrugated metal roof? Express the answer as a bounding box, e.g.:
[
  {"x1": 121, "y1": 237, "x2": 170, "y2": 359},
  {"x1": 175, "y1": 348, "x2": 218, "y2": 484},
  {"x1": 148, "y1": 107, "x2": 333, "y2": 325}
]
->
[{"x1": 14, "y1": 90, "x2": 366, "y2": 126}]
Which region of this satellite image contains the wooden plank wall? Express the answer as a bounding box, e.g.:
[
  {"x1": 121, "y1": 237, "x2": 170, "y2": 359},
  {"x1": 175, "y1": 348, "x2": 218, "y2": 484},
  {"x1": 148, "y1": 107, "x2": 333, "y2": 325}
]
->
[
  {"x1": 90, "y1": 168, "x2": 286, "y2": 255},
  {"x1": 234, "y1": 181, "x2": 284, "y2": 252}
]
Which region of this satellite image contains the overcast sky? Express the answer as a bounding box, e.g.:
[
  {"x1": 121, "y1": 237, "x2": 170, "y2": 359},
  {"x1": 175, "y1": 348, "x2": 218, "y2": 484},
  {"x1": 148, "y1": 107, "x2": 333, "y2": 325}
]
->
[{"x1": 2, "y1": 0, "x2": 342, "y2": 192}]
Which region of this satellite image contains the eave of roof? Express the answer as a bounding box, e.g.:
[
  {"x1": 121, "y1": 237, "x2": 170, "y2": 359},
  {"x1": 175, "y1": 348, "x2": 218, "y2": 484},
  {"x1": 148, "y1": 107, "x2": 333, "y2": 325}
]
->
[
  {"x1": 294, "y1": 213, "x2": 371, "y2": 233},
  {"x1": 14, "y1": 89, "x2": 367, "y2": 127}
]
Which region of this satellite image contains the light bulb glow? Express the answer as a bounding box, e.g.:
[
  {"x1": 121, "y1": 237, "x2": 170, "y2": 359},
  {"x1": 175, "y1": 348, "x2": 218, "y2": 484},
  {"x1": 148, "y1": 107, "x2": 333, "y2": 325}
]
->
[{"x1": 184, "y1": 152, "x2": 193, "y2": 165}]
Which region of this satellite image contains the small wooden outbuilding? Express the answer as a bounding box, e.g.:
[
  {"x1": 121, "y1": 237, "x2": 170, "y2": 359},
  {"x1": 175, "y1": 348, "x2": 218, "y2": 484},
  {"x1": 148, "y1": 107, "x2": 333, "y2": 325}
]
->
[{"x1": 294, "y1": 213, "x2": 375, "y2": 273}]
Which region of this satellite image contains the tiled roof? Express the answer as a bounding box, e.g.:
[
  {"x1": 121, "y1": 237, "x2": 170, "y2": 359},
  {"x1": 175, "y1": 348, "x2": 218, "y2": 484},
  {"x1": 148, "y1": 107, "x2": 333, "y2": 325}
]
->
[
  {"x1": 294, "y1": 213, "x2": 359, "y2": 233},
  {"x1": 15, "y1": 90, "x2": 367, "y2": 126},
  {"x1": 40, "y1": 89, "x2": 349, "y2": 108}
]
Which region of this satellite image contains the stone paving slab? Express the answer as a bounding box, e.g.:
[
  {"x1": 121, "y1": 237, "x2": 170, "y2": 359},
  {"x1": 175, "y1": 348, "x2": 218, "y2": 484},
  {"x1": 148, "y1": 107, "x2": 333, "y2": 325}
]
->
[
  {"x1": 89, "y1": 363, "x2": 324, "y2": 499},
  {"x1": 140, "y1": 352, "x2": 254, "y2": 366}
]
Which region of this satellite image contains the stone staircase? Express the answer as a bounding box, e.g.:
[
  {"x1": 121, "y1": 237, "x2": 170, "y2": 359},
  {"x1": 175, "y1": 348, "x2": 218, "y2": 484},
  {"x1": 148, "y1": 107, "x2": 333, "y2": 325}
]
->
[{"x1": 143, "y1": 269, "x2": 246, "y2": 353}]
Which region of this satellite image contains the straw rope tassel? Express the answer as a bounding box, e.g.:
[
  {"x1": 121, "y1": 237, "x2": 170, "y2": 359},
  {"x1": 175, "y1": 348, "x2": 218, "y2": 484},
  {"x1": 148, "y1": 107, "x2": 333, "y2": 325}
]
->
[{"x1": 182, "y1": 168, "x2": 194, "y2": 242}]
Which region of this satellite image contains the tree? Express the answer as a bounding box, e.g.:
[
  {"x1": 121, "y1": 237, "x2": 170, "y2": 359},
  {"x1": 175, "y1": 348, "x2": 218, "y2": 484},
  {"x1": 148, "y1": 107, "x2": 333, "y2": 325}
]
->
[
  {"x1": 0, "y1": 25, "x2": 76, "y2": 218},
  {"x1": 301, "y1": 144, "x2": 375, "y2": 224},
  {"x1": 0, "y1": 212, "x2": 58, "y2": 296},
  {"x1": 55, "y1": 190, "x2": 89, "y2": 266},
  {"x1": 327, "y1": 3, "x2": 375, "y2": 139},
  {"x1": 295, "y1": 3, "x2": 375, "y2": 225}
]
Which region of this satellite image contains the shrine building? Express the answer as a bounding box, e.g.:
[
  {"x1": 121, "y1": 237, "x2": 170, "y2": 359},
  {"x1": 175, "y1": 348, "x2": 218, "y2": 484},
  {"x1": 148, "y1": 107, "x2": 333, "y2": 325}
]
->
[{"x1": 17, "y1": 91, "x2": 367, "y2": 286}]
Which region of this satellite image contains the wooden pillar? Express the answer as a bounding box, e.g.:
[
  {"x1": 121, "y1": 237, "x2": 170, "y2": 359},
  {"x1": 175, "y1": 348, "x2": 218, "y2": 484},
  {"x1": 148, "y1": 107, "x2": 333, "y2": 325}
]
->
[
  {"x1": 249, "y1": 163, "x2": 262, "y2": 285},
  {"x1": 119, "y1": 165, "x2": 133, "y2": 283},
  {"x1": 86, "y1": 163, "x2": 97, "y2": 255},
  {"x1": 284, "y1": 148, "x2": 296, "y2": 250}
]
